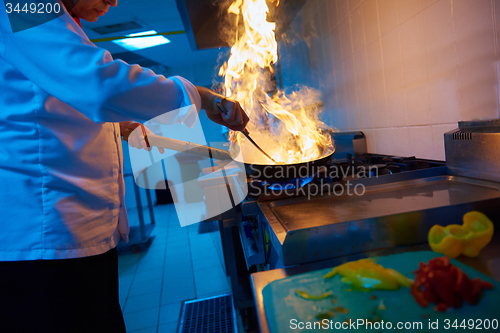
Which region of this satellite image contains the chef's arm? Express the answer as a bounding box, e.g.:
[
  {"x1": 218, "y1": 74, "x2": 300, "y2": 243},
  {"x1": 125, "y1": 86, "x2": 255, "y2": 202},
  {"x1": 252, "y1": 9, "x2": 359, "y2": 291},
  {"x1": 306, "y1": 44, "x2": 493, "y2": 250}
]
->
[
  {"x1": 195, "y1": 86, "x2": 249, "y2": 132},
  {"x1": 119, "y1": 121, "x2": 165, "y2": 153},
  {"x1": 0, "y1": 7, "x2": 200, "y2": 123}
]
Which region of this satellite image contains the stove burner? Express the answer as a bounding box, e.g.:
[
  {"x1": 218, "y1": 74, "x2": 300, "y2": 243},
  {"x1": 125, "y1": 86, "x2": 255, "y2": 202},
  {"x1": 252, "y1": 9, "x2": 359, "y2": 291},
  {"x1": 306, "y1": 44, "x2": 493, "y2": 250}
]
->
[
  {"x1": 245, "y1": 153, "x2": 445, "y2": 201},
  {"x1": 265, "y1": 176, "x2": 315, "y2": 191},
  {"x1": 326, "y1": 154, "x2": 444, "y2": 181}
]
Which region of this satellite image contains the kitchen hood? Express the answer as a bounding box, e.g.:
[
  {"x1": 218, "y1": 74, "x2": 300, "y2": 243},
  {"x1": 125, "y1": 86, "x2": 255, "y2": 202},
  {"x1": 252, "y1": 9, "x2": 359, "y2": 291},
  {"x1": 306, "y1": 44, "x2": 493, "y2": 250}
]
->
[{"x1": 175, "y1": 0, "x2": 306, "y2": 51}]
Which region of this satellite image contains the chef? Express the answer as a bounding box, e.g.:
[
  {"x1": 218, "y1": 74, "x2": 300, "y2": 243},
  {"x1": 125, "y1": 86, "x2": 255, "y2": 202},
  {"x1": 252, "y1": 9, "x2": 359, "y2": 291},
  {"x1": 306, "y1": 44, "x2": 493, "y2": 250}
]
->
[{"x1": 0, "y1": 0, "x2": 248, "y2": 332}]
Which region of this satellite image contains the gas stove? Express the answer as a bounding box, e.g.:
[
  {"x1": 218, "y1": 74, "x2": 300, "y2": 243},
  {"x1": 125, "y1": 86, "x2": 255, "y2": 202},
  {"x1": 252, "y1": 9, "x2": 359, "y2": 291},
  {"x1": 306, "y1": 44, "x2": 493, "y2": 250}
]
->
[
  {"x1": 331, "y1": 153, "x2": 445, "y2": 177},
  {"x1": 246, "y1": 151, "x2": 446, "y2": 202}
]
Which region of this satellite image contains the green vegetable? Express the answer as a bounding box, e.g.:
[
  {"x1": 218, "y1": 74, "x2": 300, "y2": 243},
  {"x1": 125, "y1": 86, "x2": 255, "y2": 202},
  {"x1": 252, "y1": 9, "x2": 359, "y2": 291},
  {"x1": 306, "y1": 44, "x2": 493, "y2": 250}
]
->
[
  {"x1": 295, "y1": 290, "x2": 331, "y2": 300},
  {"x1": 316, "y1": 310, "x2": 336, "y2": 320},
  {"x1": 332, "y1": 306, "x2": 349, "y2": 314}
]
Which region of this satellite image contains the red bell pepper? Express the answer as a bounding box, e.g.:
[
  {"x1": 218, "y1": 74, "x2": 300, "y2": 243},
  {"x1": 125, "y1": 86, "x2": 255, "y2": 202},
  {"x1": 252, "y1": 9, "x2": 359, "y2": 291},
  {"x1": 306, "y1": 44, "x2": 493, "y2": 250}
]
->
[{"x1": 411, "y1": 257, "x2": 493, "y2": 312}]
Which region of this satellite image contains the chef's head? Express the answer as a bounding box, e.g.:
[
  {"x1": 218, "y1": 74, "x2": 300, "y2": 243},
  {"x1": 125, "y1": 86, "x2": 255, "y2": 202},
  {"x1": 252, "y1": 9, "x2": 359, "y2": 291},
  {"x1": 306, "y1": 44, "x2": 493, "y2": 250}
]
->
[{"x1": 65, "y1": 0, "x2": 118, "y2": 22}]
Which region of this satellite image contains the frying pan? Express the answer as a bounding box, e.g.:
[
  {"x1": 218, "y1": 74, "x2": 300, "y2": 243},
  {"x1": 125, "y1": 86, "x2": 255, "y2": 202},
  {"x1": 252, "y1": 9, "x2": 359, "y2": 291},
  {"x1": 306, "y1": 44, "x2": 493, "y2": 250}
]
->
[{"x1": 145, "y1": 134, "x2": 334, "y2": 183}]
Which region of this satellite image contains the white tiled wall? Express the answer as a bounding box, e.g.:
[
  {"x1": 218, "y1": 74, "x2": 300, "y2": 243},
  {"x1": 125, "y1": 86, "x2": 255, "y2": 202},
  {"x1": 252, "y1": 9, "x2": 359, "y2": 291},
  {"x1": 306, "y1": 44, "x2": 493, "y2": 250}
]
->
[{"x1": 281, "y1": 0, "x2": 500, "y2": 160}]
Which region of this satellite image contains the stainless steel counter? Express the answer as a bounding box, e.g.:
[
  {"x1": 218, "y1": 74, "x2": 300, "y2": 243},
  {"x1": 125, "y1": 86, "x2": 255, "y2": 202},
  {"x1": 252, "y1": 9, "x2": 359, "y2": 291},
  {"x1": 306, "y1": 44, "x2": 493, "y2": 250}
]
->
[
  {"x1": 257, "y1": 168, "x2": 500, "y2": 268},
  {"x1": 269, "y1": 177, "x2": 500, "y2": 230},
  {"x1": 251, "y1": 235, "x2": 500, "y2": 333}
]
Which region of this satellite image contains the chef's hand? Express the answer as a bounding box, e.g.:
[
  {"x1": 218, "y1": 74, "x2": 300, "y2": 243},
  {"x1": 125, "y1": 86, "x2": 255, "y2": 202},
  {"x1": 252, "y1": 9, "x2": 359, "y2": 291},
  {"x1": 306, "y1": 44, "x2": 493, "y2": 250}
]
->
[
  {"x1": 120, "y1": 121, "x2": 164, "y2": 154},
  {"x1": 196, "y1": 86, "x2": 249, "y2": 132}
]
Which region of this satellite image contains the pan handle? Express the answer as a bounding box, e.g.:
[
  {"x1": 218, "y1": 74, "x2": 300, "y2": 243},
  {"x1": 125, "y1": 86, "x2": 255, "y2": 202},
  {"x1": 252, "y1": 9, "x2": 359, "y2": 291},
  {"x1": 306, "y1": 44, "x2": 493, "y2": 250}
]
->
[{"x1": 146, "y1": 134, "x2": 233, "y2": 161}]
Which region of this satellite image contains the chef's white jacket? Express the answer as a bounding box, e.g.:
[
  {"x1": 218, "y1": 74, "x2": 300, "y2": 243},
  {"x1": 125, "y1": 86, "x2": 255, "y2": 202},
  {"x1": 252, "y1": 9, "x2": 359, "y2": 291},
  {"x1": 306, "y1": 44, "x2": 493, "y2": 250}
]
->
[{"x1": 0, "y1": 5, "x2": 201, "y2": 260}]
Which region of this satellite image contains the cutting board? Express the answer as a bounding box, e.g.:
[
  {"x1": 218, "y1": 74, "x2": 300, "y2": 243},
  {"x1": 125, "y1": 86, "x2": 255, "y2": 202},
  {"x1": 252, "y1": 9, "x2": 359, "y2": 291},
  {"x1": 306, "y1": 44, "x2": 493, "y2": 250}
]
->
[{"x1": 262, "y1": 251, "x2": 500, "y2": 333}]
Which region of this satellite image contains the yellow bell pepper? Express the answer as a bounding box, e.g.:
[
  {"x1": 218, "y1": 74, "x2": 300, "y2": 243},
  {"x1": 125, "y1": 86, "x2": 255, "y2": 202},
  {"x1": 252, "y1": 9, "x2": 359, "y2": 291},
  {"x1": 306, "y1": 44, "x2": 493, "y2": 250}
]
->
[
  {"x1": 323, "y1": 259, "x2": 413, "y2": 291},
  {"x1": 428, "y1": 211, "x2": 494, "y2": 258},
  {"x1": 295, "y1": 290, "x2": 331, "y2": 300}
]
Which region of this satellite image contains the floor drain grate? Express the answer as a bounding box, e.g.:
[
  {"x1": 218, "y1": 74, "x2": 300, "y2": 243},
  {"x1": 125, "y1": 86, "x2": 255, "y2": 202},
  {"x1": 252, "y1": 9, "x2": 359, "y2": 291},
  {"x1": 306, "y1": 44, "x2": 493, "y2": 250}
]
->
[
  {"x1": 179, "y1": 293, "x2": 237, "y2": 333},
  {"x1": 197, "y1": 221, "x2": 219, "y2": 234}
]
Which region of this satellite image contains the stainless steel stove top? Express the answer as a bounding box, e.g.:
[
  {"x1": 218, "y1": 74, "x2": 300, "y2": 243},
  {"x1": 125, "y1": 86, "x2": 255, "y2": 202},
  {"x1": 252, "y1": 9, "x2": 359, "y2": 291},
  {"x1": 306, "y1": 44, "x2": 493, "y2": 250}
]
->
[{"x1": 254, "y1": 170, "x2": 500, "y2": 268}]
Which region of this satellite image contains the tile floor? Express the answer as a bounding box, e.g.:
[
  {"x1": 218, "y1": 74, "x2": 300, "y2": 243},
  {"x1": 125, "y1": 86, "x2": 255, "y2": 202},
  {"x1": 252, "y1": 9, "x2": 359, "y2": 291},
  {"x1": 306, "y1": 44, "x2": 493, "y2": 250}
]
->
[{"x1": 117, "y1": 204, "x2": 231, "y2": 333}]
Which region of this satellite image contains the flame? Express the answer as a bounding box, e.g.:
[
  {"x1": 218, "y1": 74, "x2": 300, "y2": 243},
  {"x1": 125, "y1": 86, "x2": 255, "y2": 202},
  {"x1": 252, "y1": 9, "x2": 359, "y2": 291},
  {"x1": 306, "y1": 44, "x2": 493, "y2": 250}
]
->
[{"x1": 219, "y1": 0, "x2": 332, "y2": 165}]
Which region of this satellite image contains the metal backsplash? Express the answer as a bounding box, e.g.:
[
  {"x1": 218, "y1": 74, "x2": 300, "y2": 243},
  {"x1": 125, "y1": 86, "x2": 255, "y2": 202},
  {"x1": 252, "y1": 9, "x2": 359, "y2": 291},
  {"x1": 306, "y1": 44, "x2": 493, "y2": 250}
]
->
[{"x1": 445, "y1": 119, "x2": 500, "y2": 182}]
